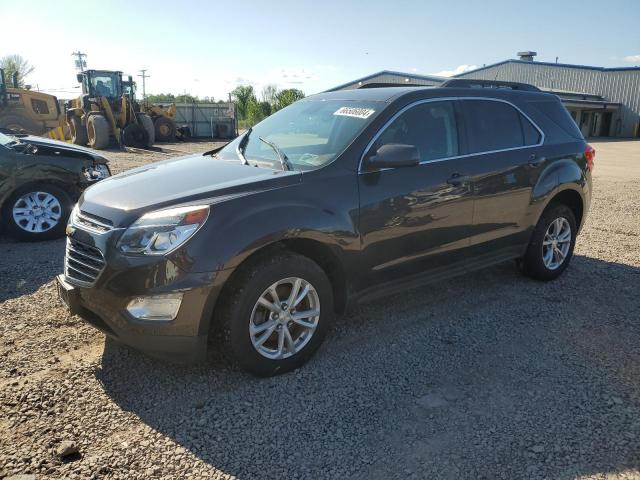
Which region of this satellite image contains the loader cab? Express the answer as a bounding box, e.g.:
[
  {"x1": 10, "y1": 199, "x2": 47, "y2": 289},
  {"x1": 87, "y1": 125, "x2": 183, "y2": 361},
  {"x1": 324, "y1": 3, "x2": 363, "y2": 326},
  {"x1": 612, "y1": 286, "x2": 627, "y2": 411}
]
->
[
  {"x1": 78, "y1": 70, "x2": 123, "y2": 99},
  {"x1": 122, "y1": 77, "x2": 136, "y2": 98}
]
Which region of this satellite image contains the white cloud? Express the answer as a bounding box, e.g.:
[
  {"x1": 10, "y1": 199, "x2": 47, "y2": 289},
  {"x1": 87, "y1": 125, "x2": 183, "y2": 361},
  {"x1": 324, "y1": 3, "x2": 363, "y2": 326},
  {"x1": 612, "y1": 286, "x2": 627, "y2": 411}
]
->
[
  {"x1": 623, "y1": 55, "x2": 640, "y2": 63},
  {"x1": 430, "y1": 64, "x2": 479, "y2": 77}
]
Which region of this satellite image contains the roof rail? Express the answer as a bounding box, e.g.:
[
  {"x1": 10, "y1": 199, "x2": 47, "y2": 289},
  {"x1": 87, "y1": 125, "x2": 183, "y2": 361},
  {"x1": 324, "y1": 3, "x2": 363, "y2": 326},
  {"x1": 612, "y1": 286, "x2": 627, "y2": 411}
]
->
[{"x1": 440, "y1": 79, "x2": 541, "y2": 92}]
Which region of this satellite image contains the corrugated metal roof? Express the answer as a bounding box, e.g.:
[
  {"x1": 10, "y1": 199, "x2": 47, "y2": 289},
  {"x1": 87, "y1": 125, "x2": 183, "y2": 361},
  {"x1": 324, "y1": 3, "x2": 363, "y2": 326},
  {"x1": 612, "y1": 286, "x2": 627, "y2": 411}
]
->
[
  {"x1": 326, "y1": 70, "x2": 446, "y2": 92},
  {"x1": 454, "y1": 59, "x2": 640, "y2": 77}
]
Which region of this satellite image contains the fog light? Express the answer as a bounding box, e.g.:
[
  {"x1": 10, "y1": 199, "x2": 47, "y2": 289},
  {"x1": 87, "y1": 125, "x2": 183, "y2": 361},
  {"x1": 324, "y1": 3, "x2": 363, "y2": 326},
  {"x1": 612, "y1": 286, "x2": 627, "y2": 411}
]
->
[{"x1": 126, "y1": 293, "x2": 183, "y2": 321}]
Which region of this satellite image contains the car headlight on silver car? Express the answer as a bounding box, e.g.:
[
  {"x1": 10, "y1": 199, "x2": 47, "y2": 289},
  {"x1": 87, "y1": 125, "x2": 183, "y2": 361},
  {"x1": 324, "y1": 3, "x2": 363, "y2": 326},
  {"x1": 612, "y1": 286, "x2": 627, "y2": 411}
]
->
[{"x1": 117, "y1": 205, "x2": 210, "y2": 255}]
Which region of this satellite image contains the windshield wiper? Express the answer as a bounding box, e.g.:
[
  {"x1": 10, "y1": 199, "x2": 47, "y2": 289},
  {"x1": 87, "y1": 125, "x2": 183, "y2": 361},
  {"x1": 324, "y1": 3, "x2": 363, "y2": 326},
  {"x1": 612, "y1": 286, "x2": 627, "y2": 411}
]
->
[
  {"x1": 236, "y1": 127, "x2": 251, "y2": 165},
  {"x1": 258, "y1": 136, "x2": 292, "y2": 171}
]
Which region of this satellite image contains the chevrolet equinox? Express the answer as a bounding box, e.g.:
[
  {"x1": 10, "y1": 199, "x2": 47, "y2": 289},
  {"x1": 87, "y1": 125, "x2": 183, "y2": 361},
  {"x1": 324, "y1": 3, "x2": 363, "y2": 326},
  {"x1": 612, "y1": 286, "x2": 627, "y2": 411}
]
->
[{"x1": 57, "y1": 80, "x2": 593, "y2": 376}]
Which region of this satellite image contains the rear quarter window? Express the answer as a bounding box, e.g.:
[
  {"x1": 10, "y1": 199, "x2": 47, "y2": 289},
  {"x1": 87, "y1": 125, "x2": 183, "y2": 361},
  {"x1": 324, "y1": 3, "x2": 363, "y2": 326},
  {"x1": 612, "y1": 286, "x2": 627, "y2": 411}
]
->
[{"x1": 528, "y1": 99, "x2": 584, "y2": 141}]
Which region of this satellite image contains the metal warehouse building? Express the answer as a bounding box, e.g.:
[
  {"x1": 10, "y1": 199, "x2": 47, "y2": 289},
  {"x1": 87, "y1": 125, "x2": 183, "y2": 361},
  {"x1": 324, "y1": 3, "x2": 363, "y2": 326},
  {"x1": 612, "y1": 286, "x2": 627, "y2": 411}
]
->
[{"x1": 328, "y1": 52, "x2": 640, "y2": 138}]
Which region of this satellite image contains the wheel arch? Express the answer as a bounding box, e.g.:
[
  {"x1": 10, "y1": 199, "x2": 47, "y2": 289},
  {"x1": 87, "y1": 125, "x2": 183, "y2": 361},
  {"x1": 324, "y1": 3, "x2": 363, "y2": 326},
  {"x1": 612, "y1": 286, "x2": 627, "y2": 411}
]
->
[
  {"x1": 545, "y1": 188, "x2": 584, "y2": 230},
  {"x1": 531, "y1": 157, "x2": 588, "y2": 232},
  {"x1": 207, "y1": 236, "x2": 349, "y2": 337}
]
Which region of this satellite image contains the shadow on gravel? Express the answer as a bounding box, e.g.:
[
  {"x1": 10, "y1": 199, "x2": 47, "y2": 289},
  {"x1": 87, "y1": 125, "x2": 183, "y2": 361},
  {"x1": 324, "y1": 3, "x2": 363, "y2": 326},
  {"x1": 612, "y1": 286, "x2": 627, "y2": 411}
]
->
[
  {"x1": 96, "y1": 255, "x2": 640, "y2": 479},
  {"x1": 0, "y1": 236, "x2": 65, "y2": 302}
]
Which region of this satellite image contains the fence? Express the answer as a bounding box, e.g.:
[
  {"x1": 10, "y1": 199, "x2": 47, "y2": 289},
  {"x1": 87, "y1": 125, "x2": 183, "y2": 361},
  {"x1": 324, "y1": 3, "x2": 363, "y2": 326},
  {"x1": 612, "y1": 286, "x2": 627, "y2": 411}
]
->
[{"x1": 173, "y1": 102, "x2": 236, "y2": 139}]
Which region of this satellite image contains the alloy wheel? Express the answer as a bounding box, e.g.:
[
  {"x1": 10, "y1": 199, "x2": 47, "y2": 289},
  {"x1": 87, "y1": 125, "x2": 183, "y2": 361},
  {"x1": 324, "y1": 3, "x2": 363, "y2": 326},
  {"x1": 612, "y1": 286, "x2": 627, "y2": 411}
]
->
[
  {"x1": 249, "y1": 277, "x2": 320, "y2": 360},
  {"x1": 542, "y1": 217, "x2": 571, "y2": 270}
]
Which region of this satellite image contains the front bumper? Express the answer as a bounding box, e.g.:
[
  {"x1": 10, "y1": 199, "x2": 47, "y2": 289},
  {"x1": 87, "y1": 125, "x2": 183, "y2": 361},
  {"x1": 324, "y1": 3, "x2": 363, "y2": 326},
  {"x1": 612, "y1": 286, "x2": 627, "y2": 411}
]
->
[{"x1": 56, "y1": 268, "x2": 221, "y2": 363}]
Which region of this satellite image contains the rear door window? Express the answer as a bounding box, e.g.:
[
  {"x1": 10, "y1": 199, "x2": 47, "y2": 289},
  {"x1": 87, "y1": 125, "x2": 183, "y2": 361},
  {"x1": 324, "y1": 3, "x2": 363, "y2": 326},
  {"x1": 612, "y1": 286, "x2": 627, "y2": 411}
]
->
[
  {"x1": 372, "y1": 101, "x2": 459, "y2": 162},
  {"x1": 462, "y1": 100, "x2": 540, "y2": 153},
  {"x1": 521, "y1": 115, "x2": 541, "y2": 145}
]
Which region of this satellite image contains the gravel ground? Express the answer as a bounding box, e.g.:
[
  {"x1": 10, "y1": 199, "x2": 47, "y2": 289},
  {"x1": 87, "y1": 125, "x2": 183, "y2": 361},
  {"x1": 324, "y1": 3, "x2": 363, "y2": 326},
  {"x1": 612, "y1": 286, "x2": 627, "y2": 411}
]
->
[{"x1": 1, "y1": 140, "x2": 639, "y2": 479}]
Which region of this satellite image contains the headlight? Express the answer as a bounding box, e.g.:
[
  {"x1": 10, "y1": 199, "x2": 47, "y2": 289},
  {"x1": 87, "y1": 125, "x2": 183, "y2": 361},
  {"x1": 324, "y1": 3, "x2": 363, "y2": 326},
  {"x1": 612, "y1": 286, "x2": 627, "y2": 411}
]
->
[
  {"x1": 116, "y1": 205, "x2": 209, "y2": 255},
  {"x1": 84, "y1": 163, "x2": 111, "y2": 181}
]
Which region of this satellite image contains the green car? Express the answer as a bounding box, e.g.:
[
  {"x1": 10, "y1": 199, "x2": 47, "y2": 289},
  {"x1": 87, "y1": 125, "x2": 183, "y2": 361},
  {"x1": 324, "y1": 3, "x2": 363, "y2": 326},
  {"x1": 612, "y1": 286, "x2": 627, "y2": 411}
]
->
[{"x1": 0, "y1": 131, "x2": 110, "y2": 241}]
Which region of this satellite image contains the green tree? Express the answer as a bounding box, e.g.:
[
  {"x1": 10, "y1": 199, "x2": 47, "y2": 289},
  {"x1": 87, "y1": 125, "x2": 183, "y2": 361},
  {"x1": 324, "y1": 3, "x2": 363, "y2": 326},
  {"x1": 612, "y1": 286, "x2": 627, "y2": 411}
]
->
[
  {"x1": 261, "y1": 84, "x2": 279, "y2": 107},
  {"x1": 0, "y1": 54, "x2": 35, "y2": 87},
  {"x1": 231, "y1": 85, "x2": 256, "y2": 120},
  {"x1": 274, "y1": 88, "x2": 305, "y2": 111},
  {"x1": 259, "y1": 101, "x2": 271, "y2": 118},
  {"x1": 246, "y1": 97, "x2": 274, "y2": 125},
  {"x1": 146, "y1": 93, "x2": 176, "y2": 103}
]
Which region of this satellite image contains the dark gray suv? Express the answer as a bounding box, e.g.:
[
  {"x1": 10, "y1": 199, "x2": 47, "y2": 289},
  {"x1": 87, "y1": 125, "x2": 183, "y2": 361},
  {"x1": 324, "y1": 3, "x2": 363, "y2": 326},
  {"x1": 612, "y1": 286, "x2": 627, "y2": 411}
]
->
[{"x1": 57, "y1": 80, "x2": 593, "y2": 376}]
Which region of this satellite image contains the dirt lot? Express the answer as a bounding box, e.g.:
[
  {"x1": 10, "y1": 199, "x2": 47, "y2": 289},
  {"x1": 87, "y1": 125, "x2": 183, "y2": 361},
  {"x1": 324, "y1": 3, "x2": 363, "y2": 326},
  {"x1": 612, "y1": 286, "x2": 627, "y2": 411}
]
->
[{"x1": 1, "y1": 140, "x2": 639, "y2": 479}]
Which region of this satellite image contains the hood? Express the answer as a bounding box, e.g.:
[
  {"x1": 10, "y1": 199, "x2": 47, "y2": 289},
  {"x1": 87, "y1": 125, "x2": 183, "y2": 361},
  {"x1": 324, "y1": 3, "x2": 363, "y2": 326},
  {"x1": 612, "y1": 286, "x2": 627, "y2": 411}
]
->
[
  {"x1": 79, "y1": 153, "x2": 300, "y2": 226},
  {"x1": 22, "y1": 135, "x2": 108, "y2": 162}
]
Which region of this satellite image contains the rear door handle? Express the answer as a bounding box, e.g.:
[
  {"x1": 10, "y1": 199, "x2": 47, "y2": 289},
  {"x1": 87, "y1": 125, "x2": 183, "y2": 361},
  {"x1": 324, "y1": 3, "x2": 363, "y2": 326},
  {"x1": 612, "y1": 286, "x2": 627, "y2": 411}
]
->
[
  {"x1": 528, "y1": 154, "x2": 545, "y2": 167},
  {"x1": 446, "y1": 173, "x2": 470, "y2": 186}
]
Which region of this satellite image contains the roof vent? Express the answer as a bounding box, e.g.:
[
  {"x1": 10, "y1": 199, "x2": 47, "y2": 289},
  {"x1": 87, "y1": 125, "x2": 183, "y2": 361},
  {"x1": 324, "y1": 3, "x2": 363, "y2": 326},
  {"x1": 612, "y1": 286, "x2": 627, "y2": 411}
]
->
[{"x1": 517, "y1": 51, "x2": 537, "y2": 61}]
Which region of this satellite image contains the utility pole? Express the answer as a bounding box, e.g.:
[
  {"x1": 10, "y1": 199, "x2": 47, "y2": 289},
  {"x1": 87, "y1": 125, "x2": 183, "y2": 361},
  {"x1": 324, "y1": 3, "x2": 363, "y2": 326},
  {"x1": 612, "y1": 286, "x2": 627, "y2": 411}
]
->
[
  {"x1": 138, "y1": 69, "x2": 149, "y2": 107},
  {"x1": 71, "y1": 51, "x2": 87, "y2": 71}
]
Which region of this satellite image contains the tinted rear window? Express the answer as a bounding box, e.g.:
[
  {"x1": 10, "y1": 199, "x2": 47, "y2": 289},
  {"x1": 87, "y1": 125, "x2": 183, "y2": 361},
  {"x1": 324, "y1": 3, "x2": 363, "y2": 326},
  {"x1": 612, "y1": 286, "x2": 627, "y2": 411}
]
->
[
  {"x1": 528, "y1": 99, "x2": 583, "y2": 140},
  {"x1": 462, "y1": 100, "x2": 539, "y2": 153}
]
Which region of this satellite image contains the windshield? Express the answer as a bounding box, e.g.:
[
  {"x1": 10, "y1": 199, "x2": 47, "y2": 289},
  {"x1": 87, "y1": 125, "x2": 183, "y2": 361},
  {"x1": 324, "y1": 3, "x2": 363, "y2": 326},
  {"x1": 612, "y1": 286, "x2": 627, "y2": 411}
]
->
[
  {"x1": 217, "y1": 99, "x2": 381, "y2": 170},
  {"x1": 90, "y1": 72, "x2": 120, "y2": 97},
  {"x1": 123, "y1": 81, "x2": 136, "y2": 97}
]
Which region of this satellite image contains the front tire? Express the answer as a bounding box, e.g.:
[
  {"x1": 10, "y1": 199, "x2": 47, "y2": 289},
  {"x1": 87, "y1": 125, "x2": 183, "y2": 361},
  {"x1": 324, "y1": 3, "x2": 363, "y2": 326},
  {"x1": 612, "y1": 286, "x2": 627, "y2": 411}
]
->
[
  {"x1": 2, "y1": 185, "x2": 72, "y2": 241},
  {"x1": 217, "y1": 252, "x2": 334, "y2": 376},
  {"x1": 136, "y1": 113, "x2": 155, "y2": 146},
  {"x1": 68, "y1": 115, "x2": 88, "y2": 146},
  {"x1": 521, "y1": 203, "x2": 577, "y2": 281},
  {"x1": 87, "y1": 114, "x2": 110, "y2": 149}
]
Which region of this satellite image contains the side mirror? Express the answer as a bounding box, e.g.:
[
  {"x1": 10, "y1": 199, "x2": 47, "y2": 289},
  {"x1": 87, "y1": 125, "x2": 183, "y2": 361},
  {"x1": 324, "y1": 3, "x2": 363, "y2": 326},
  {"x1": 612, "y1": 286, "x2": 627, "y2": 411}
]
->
[
  {"x1": 365, "y1": 144, "x2": 420, "y2": 170},
  {"x1": 76, "y1": 73, "x2": 83, "y2": 83}
]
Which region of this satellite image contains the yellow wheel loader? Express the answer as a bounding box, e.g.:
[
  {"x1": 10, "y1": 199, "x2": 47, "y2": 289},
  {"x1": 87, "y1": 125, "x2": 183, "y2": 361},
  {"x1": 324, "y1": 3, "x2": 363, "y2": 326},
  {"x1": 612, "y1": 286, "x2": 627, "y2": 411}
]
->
[
  {"x1": 142, "y1": 103, "x2": 178, "y2": 142},
  {"x1": 122, "y1": 79, "x2": 179, "y2": 142},
  {"x1": 0, "y1": 68, "x2": 65, "y2": 136},
  {"x1": 66, "y1": 70, "x2": 154, "y2": 150}
]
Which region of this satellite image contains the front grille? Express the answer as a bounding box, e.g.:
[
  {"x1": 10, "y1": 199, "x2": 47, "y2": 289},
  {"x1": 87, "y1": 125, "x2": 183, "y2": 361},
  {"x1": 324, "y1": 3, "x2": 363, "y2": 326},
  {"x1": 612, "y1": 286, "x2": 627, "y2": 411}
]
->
[
  {"x1": 65, "y1": 238, "x2": 106, "y2": 286},
  {"x1": 74, "y1": 210, "x2": 113, "y2": 234}
]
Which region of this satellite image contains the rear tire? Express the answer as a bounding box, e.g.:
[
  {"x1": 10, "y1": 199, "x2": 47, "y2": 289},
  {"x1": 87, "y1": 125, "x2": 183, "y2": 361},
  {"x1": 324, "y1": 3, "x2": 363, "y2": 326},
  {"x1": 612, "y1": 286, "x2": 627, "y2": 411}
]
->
[
  {"x1": 216, "y1": 252, "x2": 334, "y2": 376},
  {"x1": 2, "y1": 184, "x2": 72, "y2": 241},
  {"x1": 87, "y1": 114, "x2": 110, "y2": 149},
  {"x1": 521, "y1": 203, "x2": 577, "y2": 281},
  {"x1": 68, "y1": 115, "x2": 88, "y2": 145},
  {"x1": 122, "y1": 123, "x2": 148, "y2": 147},
  {"x1": 136, "y1": 113, "x2": 155, "y2": 145},
  {"x1": 153, "y1": 116, "x2": 176, "y2": 142}
]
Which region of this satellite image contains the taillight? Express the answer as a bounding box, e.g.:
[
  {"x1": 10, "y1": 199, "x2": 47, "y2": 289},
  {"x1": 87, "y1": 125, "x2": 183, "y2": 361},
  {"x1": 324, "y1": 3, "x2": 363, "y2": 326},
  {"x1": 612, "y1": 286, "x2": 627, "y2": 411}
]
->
[{"x1": 584, "y1": 144, "x2": 595, "y2": 172}]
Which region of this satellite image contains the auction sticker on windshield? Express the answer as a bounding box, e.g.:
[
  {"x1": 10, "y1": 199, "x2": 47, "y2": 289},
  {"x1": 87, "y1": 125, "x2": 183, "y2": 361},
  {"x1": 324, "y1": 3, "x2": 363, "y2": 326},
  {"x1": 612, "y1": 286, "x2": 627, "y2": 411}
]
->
[{"x1": 334, "y1": 107, "x2": 375, "y2": 119}]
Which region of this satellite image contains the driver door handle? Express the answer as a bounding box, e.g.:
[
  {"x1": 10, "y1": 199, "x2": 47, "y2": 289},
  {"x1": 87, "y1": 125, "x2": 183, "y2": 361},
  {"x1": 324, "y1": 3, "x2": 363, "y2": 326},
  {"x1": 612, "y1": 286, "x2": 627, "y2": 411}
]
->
[
  {"x1": 528, "y1": 154, "x2": 545, "y2": 167},
  {"x1": 446, "y1": 173, "x2": 470, "y2": 186}
]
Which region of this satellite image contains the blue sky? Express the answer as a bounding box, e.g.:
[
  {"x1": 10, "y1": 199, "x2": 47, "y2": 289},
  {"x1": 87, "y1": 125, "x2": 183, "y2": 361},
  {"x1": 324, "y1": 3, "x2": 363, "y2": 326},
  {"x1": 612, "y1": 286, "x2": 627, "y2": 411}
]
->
[{"x1": 1, "y1": 0, "x2": 639, "y2": 100}]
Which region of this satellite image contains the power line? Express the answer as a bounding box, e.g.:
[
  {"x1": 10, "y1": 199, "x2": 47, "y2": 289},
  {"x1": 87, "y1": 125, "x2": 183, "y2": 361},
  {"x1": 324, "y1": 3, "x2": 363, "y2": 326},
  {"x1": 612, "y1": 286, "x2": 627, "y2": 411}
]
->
[
  {"x1": 138, "y1": 69, "x2": 149, "y2": 106},
  {"x1": 71, "y1": 51, "x2": 87, "y2": 71}
]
